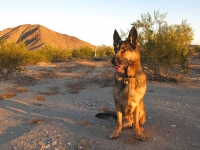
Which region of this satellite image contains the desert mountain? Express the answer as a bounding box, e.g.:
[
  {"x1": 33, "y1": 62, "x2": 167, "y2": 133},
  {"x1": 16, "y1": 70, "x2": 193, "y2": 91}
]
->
[{"x1": 0, "y1": 24, "x2": 95, "y2": 50}]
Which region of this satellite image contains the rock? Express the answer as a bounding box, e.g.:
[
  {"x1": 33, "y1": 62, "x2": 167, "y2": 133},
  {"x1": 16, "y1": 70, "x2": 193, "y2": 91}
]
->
[
  {"x1": 46, "y1": 144, "x2": 51, "y2": 148},
  {"x1": 52, "y1": 141, "x2": 58, "y2": 146}
]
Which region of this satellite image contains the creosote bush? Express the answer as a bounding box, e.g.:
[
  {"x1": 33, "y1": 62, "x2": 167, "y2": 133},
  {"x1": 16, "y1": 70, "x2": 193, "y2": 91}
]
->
[
  {"x1": 0, "y1": 41, "x2": 113, "y2": 75},
  {"x1": 0, "y1": 41, "x2": 28, "y2": 74},
  {"x1": 72, "y1": 46, "x2": 94, "y2": 59},
  {"x1": 131, "y1": 10, "x2": 194, "y2": 80},
  {"x1": 96, "y1": 45, "x2": 114, "y2": 57}
]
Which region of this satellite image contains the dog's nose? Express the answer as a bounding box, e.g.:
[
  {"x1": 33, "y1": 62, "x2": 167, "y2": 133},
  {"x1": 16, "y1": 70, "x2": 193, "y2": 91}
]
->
[{"x1": 111, "y1": 59, "x2": 117, "y2": 65}]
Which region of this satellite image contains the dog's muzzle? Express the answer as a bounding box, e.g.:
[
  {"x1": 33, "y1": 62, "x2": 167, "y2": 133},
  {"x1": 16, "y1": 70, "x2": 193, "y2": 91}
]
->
[{"x1": 111, "y1": 59, "x2": 117, "y2": 66}]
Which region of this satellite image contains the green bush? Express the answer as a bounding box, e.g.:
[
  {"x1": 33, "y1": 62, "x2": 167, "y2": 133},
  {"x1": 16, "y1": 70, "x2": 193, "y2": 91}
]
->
[
  {"x1": 26, "y1": 46, "x2": 72, "y2": 64},
  {"x1": 0, "y1": 41, "x2": 113, "y2": 75},
  {"x1": 195, "y1": 45, "x2": 200, "y2": 52},
  {"x1": 96, "y1": 45, "x2": 114, "y2": 57},
  {"x1": 0, "y1": 41, "x2": 28, "y2": 73},
  {"x1": 0, "y1": 42, "x2": 73, "y2": 73},
  {"x1": 35, "y1": 46, "x2": 71, "y2": 62},
  {"x1": 131, "y1": 10, "x2": 194, "y2": 79},
  {"x1": 72, "y1": 46, "x2": 94, "y2": 59}
]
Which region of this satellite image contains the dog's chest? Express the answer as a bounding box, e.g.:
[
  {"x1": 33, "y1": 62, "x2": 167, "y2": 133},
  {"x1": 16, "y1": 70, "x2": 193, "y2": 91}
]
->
[
  {"x1": 114, "y1": 75, "x2": 140, "y2": 102},
  {"x1": 113, "y1": 76, "x2": 128, "y2": 101}
]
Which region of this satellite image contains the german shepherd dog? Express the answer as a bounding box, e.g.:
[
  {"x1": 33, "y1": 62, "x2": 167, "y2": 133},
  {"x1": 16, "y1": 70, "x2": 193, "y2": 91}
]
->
[{"x1": 96, "y1": 27, "x2": 147, "y2": 141}]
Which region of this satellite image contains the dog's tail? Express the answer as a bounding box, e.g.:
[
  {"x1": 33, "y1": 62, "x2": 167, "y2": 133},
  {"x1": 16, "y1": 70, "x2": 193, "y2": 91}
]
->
[
  {"x1": 95, "y1": 113, "x2": 133, "y2": 129},
  {"x1": 95, "y1": 113, "x2": 117, "y2": 121}
]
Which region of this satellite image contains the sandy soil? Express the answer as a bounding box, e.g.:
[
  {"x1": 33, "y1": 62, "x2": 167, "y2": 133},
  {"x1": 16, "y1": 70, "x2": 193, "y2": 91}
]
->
[{"x1": 0, "y1": 58, "x2": 200, "y2": 150}]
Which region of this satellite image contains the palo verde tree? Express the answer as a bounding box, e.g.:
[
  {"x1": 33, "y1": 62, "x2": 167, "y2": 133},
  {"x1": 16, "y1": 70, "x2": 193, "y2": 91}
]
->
[
  {"x1": 0, "y1": 40, "x2": 28, "y2": 74},
  {"x1": 131, "y1": 10, "x2": 194, "y2": 80}
]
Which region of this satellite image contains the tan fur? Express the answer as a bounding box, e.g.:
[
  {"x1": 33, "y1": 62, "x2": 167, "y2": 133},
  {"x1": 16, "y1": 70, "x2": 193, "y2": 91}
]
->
[{"x1": 109, "y1": 27, "x2": 147, "y2": 141}]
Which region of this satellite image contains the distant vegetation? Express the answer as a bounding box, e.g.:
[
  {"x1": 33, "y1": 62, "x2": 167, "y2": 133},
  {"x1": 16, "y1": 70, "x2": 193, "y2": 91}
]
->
[
  {"x1": 194, "y1": 45, "x2": 200, "y2": 52},
  {"x1": 0, "y1": 40, "x2": 114, "y2": 74},
  {"x1": 131, "y1": 10, "x2": 194, "y2": 80},
  {"x1": 0, "y1": 11, "x2": 197, "y2": 82}
]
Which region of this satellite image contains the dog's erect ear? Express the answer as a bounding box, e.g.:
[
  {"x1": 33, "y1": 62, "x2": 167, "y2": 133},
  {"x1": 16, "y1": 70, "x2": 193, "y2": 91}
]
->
[
  {"x1": 113, "y1": 29, "x2": 121, "y2": 48},
  {"x1": 127, "y1": 27, "x2": 138, "y2": 49}
]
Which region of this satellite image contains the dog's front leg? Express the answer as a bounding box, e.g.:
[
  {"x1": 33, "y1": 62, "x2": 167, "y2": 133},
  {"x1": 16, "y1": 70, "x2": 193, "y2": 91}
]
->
[
  {"x1": 108, "y1": 103, "x2": 123, "y2": 139},
  {"x1": 133, "y1": 105, "x2": 147, "y2": 141}
]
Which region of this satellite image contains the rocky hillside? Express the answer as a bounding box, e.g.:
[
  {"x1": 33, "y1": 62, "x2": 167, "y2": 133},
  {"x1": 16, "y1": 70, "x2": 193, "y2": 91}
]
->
[{"x1": 0, "y1": 24, "x2": 95, "y2": 50}]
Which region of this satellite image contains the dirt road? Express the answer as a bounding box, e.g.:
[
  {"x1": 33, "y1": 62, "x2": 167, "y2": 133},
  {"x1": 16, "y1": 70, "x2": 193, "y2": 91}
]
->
[{"x1": 0, "y1": 60, "x2": 199, "y2": 150}]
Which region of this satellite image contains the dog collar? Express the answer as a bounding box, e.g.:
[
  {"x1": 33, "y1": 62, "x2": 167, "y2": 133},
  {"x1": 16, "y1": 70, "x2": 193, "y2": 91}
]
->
[{"x1": 124, "y1": 76, "x2": 135, "y2": 84}]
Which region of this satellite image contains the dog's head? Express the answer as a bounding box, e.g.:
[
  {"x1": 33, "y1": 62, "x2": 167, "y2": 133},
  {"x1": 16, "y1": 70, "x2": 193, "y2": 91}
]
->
[{"x1": 111, "y1": 27, "x2": 139, "y2": 73}]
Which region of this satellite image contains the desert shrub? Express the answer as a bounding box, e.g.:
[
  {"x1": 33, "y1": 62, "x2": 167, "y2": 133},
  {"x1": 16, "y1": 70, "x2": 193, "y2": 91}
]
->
[
  {"x1": 25, "y1": 50, "x2": 46, "y2": 65},
  {"x1": 195, "y1": 45, "x2": 200, "y2": 52},
  {"x1": 96, "y1": 45, "x2": 114, "y2": 57},
  {"x1": 36, "y1": 46, "x2": 59, "y2": 62},
  {"x1": 51, "y1": 49, "x2": 72, "y2": 62},
  {"x1": 0, "y1": 41, "x2": 28, "y2": 73},
  {"x1": 131, "y1": 10, "x2": 194, "y2": 80},
  {"x1": 72, "y1": 46, "x2": 94, "y2": 59},
  {"x1": 36, "y1": 46, "x2": 72, "y2": 62},
  {"x1": 26, "y1": 46, "x2": 72, "y2": 64}
]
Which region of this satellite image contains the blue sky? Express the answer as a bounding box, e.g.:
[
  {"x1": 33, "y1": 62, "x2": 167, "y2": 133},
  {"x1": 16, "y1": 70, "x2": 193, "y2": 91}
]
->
[{"x1": 0, "y1": 0, "x2": 199, "y2": 46}]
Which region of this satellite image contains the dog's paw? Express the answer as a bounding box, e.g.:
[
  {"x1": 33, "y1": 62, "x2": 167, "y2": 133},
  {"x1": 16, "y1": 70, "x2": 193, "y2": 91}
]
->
[
  {"x1": 108, "y1": 131, "x2": 121, "y2": 139},
  {"x1": 134, "y1": 128, "x2": 148, "y2": 141},
  {"x1": 135, "y1": 133, "x2": 148, "y2": 141}
]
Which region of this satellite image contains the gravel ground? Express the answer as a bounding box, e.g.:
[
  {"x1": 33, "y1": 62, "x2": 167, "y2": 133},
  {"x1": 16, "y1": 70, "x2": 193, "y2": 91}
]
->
[{"x1": 0, "y1": 60, "x2": 200, "y2": 150}]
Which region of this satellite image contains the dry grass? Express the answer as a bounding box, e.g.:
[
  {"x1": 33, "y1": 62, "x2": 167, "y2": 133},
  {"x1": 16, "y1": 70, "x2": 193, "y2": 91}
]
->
[
  {"x1": 0, "y1": 92, "x2": 16, "y2": 100},
  {"x1": 28, "y1": 118, "x2": 46, "y2": 124},
  {"x1": 14, "y1": 87, "x2": 28, "y2": 93},
  {"x1": 61, "y1": 68, "x2": 73, "y2": 73},
  {"x1": 15, "y1": 75, "x2": 36, "y2": 86},
  {"x1": 99, "y1": 106, "x2": 116, "y2": 114},
  {"x1": 80, "y1": 120, "x2": 90, "y2": 127},
  {"x1": 39, "y1": 90, "x2": 59, "y2": 95},
  {"x1": 67, "y1": 82, "x2": 85, "y2": 94},
  {"x1": 34, "y1": 95, "x2": 45, "y2": 101},
  {"x1": 32, "y1": 102, "x2": 42, "y2": 106},
  {"x1": 0, "y1": 85, "x2": 28, "y2": 100},
  {"x1": 38, "y1": 68, "x2": 48, "y2": 71}
]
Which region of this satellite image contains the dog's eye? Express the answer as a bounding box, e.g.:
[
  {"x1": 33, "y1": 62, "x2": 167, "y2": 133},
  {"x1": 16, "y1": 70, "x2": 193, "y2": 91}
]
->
[
  {"x1": 121, "y1": 48, "x2": 126, "y2": 53},
  {"x1": 114, "y1": 44, "x2": 120, "y2": 53},
  {"x1": 114, "y1": 48, "x2": 119, "y2": 53}
]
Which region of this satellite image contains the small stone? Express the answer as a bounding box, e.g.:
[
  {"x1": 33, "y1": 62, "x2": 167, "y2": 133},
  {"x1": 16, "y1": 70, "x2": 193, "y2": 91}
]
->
[
  {"x1": 12, "y1": 146, "x2": 17, "y2": 150},
  {"x1": 52, "y1": 141, "x2": 58, "y2": 146},
  {"x1": 46, "y1": 144, "x2": 51, "y2": 148},
  {"x1": 170, "y1": 125, "x2": 176, "y2": 127}
]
